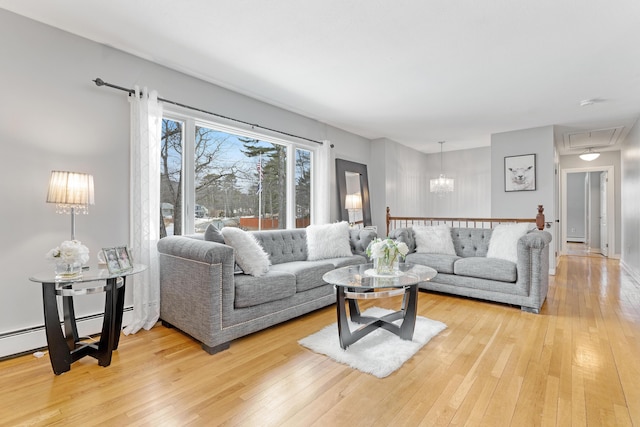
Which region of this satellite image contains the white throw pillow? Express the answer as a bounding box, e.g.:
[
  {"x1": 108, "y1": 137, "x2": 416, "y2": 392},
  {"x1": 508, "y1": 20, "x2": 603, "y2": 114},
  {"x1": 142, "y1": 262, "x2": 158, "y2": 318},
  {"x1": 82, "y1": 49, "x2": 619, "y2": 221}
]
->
[
  {"x1": 220, "y1": 227, "x2": 270, "y2": 277},
  {"x1": 413, "y1": 225, "x2": 456, "y2": 255},
  {"x1": 306, "y1": 221, "x2": 353, "y2": 260},
  {"x1": 486, "y1": 223, "x2": 532, "y2": 263}
]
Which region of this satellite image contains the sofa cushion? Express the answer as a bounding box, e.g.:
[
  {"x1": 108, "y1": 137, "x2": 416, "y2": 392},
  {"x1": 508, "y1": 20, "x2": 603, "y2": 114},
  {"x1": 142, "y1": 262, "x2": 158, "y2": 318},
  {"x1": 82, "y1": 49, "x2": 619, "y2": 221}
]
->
[
  {"x1": 270, "y1": 261, "x2": 335, "y2": 292},
  {"x1": 487, "y1": 223, "x2": 531, "y2": 263},
  {"x1": 413, "y1": 225, "x2": 456, "y2": 255},
  {"x1": 454, "y1": 257, "x2": 517, "y2": 282},
  {"x1": 204, "y1": 224, "x2": 225, "y2": 244},
  {"x1": 221, "y1": 227, "x2": 270, "y2": 277},
  {"x1": 306, "y1": 221, "x2": 352, "y2": 260},
  {"x1": 234, "y1": 271, "x2": 296, "y2": 308},
  {"x1": 405, "y1": 252, "x2": 459, "y2": 274}
]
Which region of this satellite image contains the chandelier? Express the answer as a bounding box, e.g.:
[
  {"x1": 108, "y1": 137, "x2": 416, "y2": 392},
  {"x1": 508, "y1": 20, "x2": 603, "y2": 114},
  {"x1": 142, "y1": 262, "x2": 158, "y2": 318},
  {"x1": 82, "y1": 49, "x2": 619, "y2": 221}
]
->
[{"x1": 430, "y1": 141, "x2": 454, "y2": 195}]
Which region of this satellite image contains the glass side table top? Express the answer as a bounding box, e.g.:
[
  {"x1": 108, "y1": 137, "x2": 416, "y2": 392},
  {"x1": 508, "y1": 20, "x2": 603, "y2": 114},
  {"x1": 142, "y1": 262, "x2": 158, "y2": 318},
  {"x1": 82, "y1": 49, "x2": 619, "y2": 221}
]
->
[
  {"x1": 323, "y1": 263, "x2": 437, "y2": 290},
  {"x1": 29, "y1": 263, "x2": 147, "y2": 284}
]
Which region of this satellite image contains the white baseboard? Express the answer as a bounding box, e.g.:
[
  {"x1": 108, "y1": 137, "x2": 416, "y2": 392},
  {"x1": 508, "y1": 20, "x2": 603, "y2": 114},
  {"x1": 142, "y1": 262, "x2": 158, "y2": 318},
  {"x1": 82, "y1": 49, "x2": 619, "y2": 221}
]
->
[{"x1": 0, "y1": 308, "x2": 133, "y2": 359}]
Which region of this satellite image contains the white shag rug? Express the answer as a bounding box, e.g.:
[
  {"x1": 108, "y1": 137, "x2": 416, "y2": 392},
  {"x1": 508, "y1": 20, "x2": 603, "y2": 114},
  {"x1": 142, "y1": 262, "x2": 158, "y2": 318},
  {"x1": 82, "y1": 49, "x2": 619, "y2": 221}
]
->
[{"x1": 299, "y1": 307, "x2": 447, "y2": 378}]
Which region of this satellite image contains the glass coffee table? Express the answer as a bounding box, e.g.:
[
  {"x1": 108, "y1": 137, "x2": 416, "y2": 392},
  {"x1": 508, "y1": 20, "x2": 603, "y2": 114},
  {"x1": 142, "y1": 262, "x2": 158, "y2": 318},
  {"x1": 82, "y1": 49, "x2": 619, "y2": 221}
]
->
[{"x1": 323, "y1": 263, "x2": 437, "y2": 349}]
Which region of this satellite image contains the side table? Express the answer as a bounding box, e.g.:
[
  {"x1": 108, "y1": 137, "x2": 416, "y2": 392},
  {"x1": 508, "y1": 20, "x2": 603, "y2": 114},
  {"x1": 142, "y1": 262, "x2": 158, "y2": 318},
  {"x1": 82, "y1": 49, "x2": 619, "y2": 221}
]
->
[{"x1": 29, "y1": 264, "x2": 146, "y2": 375}]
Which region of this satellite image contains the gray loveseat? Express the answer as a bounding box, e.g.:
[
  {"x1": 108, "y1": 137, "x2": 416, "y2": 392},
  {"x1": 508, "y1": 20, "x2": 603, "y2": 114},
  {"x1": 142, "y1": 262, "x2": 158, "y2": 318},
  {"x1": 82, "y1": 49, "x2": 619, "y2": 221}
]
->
[
  {"x1": 157, "y1": 228, "x2": 376, "y2": 354},
  {"x1": 389, "y1": 226, "x2": 552, "y2": 313}
]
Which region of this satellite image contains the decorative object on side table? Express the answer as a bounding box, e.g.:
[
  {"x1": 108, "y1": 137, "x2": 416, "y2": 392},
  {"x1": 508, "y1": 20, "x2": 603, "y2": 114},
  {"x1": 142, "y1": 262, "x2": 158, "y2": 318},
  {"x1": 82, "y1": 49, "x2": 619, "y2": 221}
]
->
[
  {"x1": 46, "y1": 170, "x2": 95, "y2": 240},
  {"x1": 102, "y1": 246, "x2": 134, "y2": 274},
  {"x1": 366, "y1": 237, "x2": 409, "y2": 275},
  {"x1": 45, "y1": 240, "x2": 90, "y2": 280}
]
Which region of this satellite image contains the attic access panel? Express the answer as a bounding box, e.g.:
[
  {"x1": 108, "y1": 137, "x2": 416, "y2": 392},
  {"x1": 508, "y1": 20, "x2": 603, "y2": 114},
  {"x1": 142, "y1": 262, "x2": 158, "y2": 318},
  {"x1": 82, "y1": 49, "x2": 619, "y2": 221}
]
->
[{"x1": 564, "y1": 127, "x2": 623, "y2": 150}]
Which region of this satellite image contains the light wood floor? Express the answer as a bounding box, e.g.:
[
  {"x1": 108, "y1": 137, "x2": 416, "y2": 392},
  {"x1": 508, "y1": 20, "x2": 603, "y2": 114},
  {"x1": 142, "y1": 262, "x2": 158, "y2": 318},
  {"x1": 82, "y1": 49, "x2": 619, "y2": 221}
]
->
[{"x1": 2, "y1": 255, "x2": 640, "y2": 426}]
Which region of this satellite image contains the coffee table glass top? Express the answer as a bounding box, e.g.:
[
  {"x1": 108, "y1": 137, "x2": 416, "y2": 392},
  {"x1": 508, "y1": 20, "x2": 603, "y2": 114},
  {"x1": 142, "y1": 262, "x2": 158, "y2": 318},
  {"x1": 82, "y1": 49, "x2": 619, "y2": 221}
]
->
[{"x1": 323, "y1": 263, "x2": 437, "y2": 290}]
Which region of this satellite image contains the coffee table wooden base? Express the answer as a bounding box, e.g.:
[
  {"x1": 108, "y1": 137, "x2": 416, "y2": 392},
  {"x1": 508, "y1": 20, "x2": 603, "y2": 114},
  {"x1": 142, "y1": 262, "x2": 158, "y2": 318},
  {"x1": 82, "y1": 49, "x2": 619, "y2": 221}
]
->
[{"x1": 335, "y1": 284, "x2": 418, "y2": 350}]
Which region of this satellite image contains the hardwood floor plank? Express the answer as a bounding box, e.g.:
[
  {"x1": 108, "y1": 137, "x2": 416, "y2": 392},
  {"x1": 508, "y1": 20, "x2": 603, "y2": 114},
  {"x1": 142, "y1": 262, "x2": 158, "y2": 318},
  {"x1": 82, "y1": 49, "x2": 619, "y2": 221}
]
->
[{"x1": 1, "y1": 255, "x2": 639, "y2": 426}]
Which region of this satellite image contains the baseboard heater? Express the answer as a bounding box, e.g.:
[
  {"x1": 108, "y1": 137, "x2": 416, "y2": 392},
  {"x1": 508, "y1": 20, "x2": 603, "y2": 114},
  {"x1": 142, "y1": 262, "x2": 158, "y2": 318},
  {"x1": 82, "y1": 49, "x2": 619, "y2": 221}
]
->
[{"x1": 0, "y1": 307, "x2": 133, "y2": 360}]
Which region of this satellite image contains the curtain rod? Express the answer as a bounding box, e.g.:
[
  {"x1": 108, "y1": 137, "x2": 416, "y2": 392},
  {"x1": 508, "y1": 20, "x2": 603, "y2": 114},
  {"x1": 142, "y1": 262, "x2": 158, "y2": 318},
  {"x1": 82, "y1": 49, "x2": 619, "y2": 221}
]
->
[{"x1": 93, "y1": 78, "x2": 331, "y2": 147}]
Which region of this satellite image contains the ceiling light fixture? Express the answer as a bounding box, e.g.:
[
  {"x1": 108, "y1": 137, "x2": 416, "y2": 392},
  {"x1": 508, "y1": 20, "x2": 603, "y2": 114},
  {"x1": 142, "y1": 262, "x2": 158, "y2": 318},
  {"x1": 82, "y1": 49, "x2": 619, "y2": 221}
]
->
[
  {"x1": 430, "y1": 141, "x2": 454, "y2": 196},
  {"x1": 579, "y1": 148, "x2": 600, "y2": 161}
]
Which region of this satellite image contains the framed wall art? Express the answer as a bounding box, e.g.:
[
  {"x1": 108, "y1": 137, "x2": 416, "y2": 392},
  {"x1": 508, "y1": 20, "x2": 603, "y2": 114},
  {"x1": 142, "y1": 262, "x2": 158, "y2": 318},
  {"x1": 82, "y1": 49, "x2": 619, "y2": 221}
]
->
[{"x1": 504, "y1": 154, "x2": 536, "y2": 192}]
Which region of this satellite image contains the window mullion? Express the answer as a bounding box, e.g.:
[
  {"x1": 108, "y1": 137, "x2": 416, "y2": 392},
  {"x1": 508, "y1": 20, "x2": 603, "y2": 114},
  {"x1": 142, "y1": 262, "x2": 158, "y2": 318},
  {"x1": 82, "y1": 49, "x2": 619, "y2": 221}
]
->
[{"x1": 183, "y1": 118, "x2": 196, "y2": 234}]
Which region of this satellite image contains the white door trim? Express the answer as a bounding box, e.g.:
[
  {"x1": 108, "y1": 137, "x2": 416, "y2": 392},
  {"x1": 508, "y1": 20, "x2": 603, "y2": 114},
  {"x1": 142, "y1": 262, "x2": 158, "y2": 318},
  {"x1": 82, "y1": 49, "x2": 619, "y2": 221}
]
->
[{"x1": 561, "y1": 165, "x2": 615, "y2": 257}]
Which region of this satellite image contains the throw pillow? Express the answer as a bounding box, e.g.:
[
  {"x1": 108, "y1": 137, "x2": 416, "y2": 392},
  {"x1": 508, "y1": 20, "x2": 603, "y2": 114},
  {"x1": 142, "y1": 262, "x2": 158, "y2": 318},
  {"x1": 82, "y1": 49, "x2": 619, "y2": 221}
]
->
[
  {"x1": 220, "y1": 227, "x2": 270, "y2": 277},
  {"x1": 306, "y1": 221, "x2": 353, "y2": 260},
  {"x1": 486, "y1": 223, "x2": 532, "y2": 263},
  {"x1": 204, "y1": 224, "x2": 225, "y2": 244},
  {"x1": 413, "y1": 225, "x2": 456, "y2": 255}
]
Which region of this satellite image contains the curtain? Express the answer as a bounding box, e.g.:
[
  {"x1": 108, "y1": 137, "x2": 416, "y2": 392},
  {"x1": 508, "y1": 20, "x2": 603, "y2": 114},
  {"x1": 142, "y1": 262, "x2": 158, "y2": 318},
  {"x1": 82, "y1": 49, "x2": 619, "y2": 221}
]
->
[
  {"x1": 123, "y1": 86, "x2": 163, "y2": 335},
  {"x1": 314, "y1": 140, "x2": 332, "y2": 224}
]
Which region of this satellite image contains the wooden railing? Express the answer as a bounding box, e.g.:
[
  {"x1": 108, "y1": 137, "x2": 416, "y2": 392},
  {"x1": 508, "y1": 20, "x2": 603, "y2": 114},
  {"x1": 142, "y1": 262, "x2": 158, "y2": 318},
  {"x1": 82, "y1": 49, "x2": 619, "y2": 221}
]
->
[{"x1": 386, "y1": 205, "x2": 545, "y2": 236}]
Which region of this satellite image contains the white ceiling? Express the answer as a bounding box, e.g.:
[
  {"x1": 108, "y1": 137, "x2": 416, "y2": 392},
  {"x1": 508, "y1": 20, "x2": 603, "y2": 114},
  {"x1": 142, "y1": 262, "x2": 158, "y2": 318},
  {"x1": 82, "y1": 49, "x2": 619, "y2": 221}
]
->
[{"x1": 2, "y1": 0, "x2": 639, "y2": 154}]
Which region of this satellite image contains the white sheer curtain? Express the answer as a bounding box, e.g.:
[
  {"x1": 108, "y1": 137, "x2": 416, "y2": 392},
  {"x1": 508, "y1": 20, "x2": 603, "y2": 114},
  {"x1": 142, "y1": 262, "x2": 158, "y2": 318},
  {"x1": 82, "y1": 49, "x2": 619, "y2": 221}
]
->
[
  {"x1": 123, "y1": 86, "x2": 163, "y2": 335},
  {"x1": 314, "y1": 140, "x2": 332, "y2": 224}
]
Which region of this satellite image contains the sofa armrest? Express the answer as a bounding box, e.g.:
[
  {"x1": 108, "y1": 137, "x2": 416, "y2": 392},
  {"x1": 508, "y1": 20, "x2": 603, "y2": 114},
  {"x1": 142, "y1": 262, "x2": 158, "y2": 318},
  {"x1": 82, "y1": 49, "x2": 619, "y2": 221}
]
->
[
  {"x1": 157, "y1": 236, "x2": 236, "y2": 348},
  {"x1": 517, "y1": 230, "x2": 552, "y2": 311}
]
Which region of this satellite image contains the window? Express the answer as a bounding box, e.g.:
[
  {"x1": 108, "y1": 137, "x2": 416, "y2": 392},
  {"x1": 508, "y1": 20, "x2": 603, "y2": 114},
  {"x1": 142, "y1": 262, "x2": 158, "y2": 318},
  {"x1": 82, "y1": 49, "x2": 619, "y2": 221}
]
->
[{"x1": 160, "y1": 114, "x2": 314, "y2": 237}]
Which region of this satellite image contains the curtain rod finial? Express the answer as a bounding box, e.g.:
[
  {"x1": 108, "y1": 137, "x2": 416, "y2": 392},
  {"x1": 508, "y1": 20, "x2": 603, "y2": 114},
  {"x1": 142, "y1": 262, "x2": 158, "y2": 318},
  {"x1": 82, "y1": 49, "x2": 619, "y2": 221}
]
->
[{"x1": 93, "y1": 78, "x2": 104, "y2": 86}]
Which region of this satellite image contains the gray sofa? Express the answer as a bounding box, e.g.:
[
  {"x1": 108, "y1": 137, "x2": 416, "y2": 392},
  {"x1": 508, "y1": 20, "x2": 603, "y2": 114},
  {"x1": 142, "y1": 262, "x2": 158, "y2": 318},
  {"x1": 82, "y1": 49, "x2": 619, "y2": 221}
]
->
[
  {"x1": 389, "y1": 227, "x2": 552, "y2": 313},
  {"x1": 157, "y1": 228, "x2": 376, "y2": 354}
]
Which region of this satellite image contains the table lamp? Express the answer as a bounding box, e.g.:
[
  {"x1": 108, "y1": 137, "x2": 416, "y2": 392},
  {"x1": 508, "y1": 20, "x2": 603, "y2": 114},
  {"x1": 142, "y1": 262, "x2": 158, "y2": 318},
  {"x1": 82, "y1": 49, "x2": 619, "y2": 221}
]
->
[{"x1": 46, "y1": 170, "x2": 95, "y2": 240}]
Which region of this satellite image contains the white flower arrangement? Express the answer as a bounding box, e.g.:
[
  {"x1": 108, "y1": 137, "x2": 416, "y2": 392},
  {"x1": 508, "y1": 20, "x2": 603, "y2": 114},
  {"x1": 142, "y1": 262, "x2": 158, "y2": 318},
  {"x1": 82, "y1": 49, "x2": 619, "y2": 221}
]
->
[
  {"x1": 366, "y1": 237, "x2": 409, "y2": 265},
  {"x1": 46, "y1": 240, "x2": 90, "y2": 265}
]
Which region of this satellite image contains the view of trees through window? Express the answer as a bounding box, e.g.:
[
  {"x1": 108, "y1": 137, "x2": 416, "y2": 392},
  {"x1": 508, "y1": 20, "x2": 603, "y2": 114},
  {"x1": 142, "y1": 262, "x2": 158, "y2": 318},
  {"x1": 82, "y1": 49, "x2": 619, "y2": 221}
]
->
[{"x1": 160, "y1": 118, "x2": 312, "y2": 237}]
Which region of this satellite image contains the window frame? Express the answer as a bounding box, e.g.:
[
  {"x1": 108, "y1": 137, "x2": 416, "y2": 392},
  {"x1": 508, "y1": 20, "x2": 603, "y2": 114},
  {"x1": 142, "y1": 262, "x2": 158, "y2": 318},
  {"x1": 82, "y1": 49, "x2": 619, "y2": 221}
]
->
[{"x1": 162, "y1": 107, "x2": 318, "y2": 234}]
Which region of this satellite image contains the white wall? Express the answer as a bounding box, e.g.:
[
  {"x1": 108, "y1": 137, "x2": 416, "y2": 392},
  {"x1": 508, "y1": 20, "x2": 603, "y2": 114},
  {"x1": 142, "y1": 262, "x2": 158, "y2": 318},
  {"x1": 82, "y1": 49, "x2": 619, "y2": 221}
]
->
[
  {"x1": 0, "y1": 9, "x2": 370, "y2": 357},
  {"x1": 370, "y1": 139, "x2": 491, "y2": 234},
  {"x1": 621, "y1": 118, "x2": 640, "y2": 281}
]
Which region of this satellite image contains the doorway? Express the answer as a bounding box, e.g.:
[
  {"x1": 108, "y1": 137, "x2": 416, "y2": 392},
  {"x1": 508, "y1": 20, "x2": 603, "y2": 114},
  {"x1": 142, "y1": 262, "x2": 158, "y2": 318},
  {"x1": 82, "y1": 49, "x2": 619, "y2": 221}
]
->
[{"x1": 561, "y1": 166, "x2": 614, "y2": 257}]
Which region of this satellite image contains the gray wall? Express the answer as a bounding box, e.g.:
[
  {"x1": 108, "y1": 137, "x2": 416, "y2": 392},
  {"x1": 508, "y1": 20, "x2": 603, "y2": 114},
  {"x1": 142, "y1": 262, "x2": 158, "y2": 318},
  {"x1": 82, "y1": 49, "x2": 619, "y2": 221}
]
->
[{"x1": 0, "y1": 9, "x2": 370, "y2": 356}]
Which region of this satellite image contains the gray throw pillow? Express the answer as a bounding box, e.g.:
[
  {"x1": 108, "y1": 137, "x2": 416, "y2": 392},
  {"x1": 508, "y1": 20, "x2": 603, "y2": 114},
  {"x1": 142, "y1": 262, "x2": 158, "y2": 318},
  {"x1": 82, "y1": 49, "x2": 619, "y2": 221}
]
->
[{"x1": 204, "y1": 224, "x2": 225, "y2": 244}]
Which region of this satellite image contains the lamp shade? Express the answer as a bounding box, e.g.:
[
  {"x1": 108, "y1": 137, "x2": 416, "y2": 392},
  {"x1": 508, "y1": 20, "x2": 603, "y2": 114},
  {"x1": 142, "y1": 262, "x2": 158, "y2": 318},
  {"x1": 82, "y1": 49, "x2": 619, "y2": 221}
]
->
[
  {"x1": 47, "y1": 171, "x2": 95, "y2": 214},
  {"x1": 345, "y1": 193, "x2": 362, "y2": 210}
]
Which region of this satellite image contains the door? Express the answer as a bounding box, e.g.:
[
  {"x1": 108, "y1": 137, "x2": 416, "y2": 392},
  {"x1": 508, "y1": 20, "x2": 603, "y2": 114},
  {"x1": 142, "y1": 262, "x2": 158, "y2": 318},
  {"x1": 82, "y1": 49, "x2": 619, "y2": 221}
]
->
[{"x1": 600, "y1": 171, "x2": 608, "y2": 256}]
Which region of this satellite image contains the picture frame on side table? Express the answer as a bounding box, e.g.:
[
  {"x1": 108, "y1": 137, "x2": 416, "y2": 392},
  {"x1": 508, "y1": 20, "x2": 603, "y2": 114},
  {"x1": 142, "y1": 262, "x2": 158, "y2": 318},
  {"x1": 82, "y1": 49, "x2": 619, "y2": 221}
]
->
[
  {"x1": 504, "y1": 154, "x2": 536, "y2": 192},
  {"x1": 102, "y1": 246, "x2": 133, "y2": 274},
  {"x1": 116, "y1": 246, "x2": 133, "y2": 270}
]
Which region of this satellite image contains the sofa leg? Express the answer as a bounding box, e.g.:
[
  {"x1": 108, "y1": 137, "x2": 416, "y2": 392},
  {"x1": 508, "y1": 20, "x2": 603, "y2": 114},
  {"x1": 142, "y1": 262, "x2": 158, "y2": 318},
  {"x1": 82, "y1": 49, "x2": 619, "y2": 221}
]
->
[
  {"x1": 521, "y1": 306, "x2": 540, "y2": 314},
  {"x1": 202, "y1": 342, "x2": 230, "y2": 354},
  {"x1": 161, "y1": 320, "x2": 174, "y2": 328}
]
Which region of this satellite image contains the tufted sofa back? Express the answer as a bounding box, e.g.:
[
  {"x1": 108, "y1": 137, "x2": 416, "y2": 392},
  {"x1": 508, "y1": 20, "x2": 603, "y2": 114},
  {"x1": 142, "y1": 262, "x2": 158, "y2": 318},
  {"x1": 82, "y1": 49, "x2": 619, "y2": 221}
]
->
[
  {"x1": 251, "y1": 227, "x2": 377, "y2": 265},
  {"x1": 451, "y1": 228, "x2": 492, "y2": 257},
  {"x1": 389, "y1": 227, "x2": 493, "y2": 258},
  {"x1": 252, "y1": 229, "x2": 308, "y2": 265}
]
